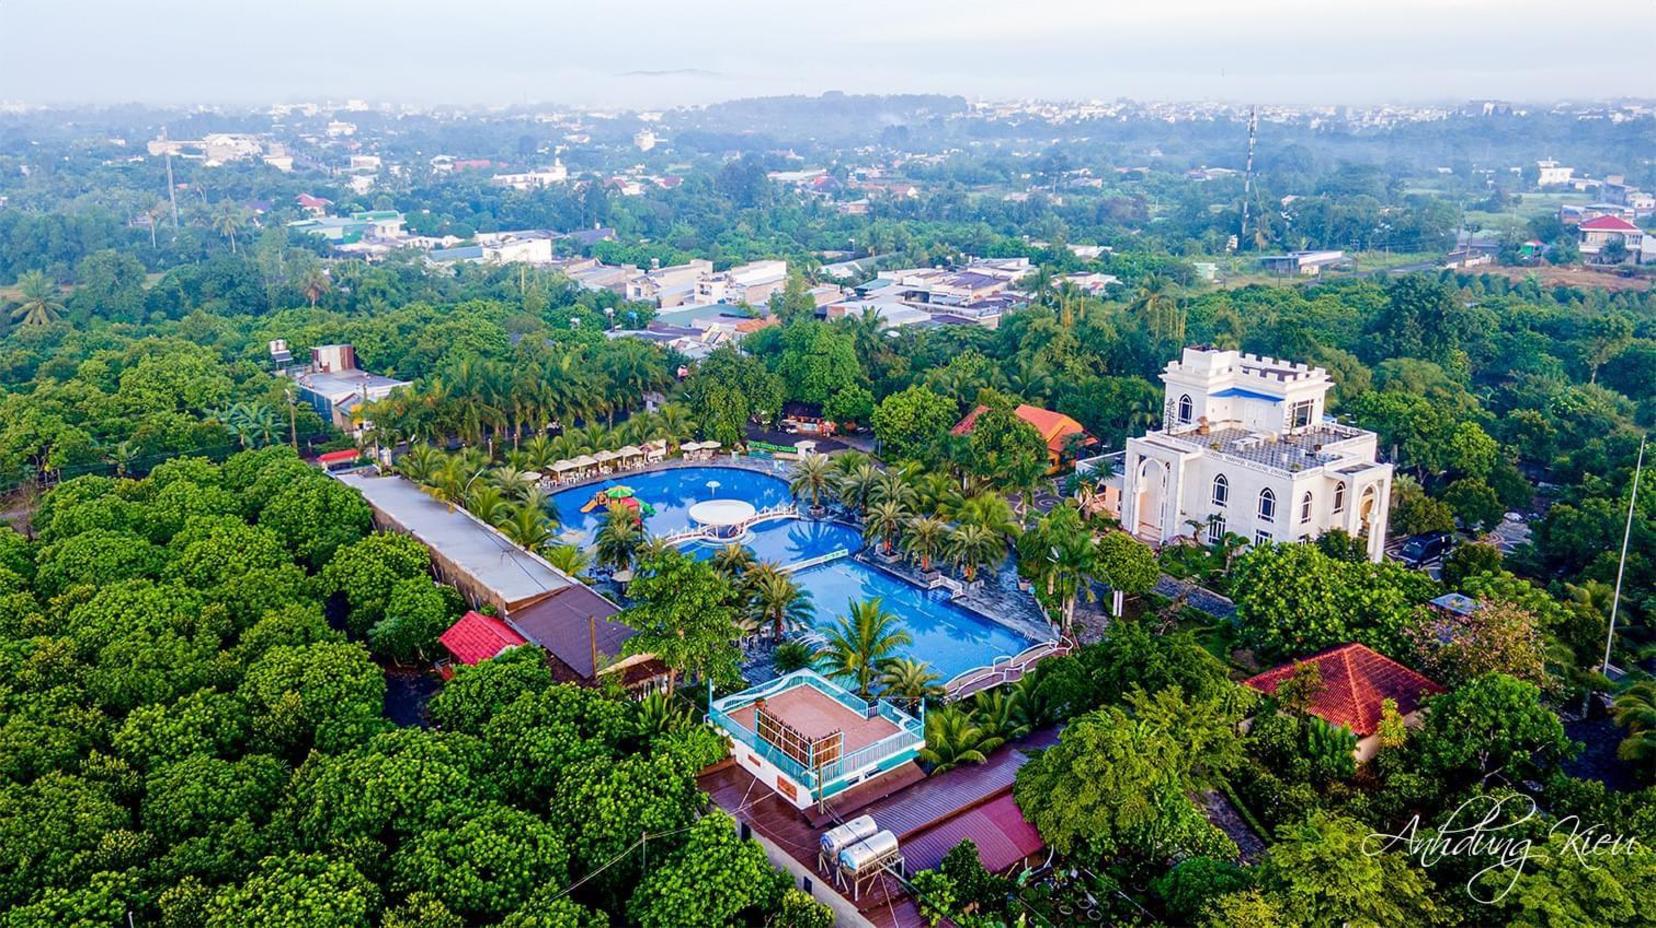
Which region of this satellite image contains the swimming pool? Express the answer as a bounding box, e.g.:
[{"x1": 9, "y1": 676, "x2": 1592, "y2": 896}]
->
[
  {"x1": 549, "y1": 465, "x2": 794, "y2": 548},
  {"x1": 548, "y1": 466, "x2": 1036, "y2": 681}
]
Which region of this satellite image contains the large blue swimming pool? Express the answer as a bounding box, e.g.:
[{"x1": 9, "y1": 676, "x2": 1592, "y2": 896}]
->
[{"x1": 548, "y1": 466, "x2": 1035, "y2": 681}]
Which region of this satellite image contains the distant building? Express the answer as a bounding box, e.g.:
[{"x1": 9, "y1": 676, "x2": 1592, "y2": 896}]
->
[
  {"x1": 427, "y1": 231, "x2": 555, "y2": 267},
  {"x1": 1258, "y1": 250, "x2": 1347, "y2": 276},
  {"x1": 295, "y1": 193, "x2": 332, "y2": 217},
  {"x1": 694, "y1": 259, "x2": 788, "y2": 306},
  {"x1": 634, "y1": 129, "x2": 658, "y2": 151},
  {"x1": 1245, "y1": 643, "x2": 1443, "y2": 762},
  {"x1": 1121, "y1": 346, "x2": 1394, "y2": 561},
  {"x1": 1535, "y1": 159, "x2": 1574, "y2": 188},
  {"x1": 287, "y1": 209, "x2": 404, "y2": 244},
  {"x1": 491, "y1": 162, "x2": 568, "y2": 190},
  {"x1": 286, "y1": 344, "x2": 410, "y2": 432}
]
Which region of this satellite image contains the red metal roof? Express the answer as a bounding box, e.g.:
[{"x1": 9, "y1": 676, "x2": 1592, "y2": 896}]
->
[
  {"x1": 315, "y1": 449, "x2": 360, "y2": 464},
  {"x1": 439, "y1": 610, "x2": 527, "y2": 665},
  {"x1": 1243, "y1": 643, "x2": 1443, "y2": 736},
  {"x1": 902, "y1": 792, "x2": 1045, "y2": 874},
  {"x1": 1578, "y1": 215, "x2": 1642, "y2": 232}
]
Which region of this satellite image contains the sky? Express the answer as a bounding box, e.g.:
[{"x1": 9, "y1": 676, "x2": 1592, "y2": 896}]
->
[{"x1": 1, "y1": 0, "x2": 1653, "y2": 108}]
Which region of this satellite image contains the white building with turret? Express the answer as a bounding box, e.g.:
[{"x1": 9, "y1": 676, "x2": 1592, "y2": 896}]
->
[{"x1": 1120, "y1": 347, "x2": 1393, "y2": 561}]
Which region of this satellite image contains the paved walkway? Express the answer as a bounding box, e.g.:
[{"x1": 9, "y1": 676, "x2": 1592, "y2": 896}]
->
[{"x1": 1154, "y1": 575, "x2": 1236, "y2": 620}]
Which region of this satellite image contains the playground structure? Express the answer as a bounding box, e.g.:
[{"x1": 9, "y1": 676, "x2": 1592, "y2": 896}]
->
[{"x1": 579, "y1": 486, "x2": 657, "y2": 523}]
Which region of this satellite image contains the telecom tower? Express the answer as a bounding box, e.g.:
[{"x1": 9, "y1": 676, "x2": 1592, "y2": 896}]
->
[{"x1": 1239, "y1": 107, "x2": 1257, "y2": 251}]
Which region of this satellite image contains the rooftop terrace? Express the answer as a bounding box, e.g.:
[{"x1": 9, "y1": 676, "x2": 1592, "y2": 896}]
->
[{"x1": 1154, "y1": 422, "x2": 1371, "y2": 473}]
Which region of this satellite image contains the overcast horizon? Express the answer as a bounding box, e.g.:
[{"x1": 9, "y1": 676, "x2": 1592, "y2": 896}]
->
[{"x1": 2, "y1": 0, "x2": 1655, "y2": 109}]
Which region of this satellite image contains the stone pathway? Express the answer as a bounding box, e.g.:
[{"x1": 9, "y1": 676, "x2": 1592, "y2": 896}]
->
[
  {"x1": 1154, "y1": 575, "x2": 1237, "y2": 620},
  {"x1": 1202, "y1": 789, "x2": 1267, "y2": 862}
]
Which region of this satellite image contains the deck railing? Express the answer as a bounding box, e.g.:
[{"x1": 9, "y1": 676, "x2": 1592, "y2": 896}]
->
[
  {"x1": 941, "y1": 637, "x2": 1076, "y2": 702},
  {"x1": 779, "y1": 547, "x2": 850, "y2": 574}
]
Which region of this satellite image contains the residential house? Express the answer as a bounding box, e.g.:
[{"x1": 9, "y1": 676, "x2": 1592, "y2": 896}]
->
[
  {"x1": 952, "y1": 403, "x2": 1093, "y2": 472},
  {"x1": 491, "y1": 162, "x2": 569, "y2": 190},
  {"x1": 1120, "y1": 346, "x2": 1394, "y2": 560},
  {"x1": 1535, "y1": 159, "x2": 1575, "y2": 188},
  {"x1": 1259, "y1": 250, "x2": 1347, "y2": 276},
  {"x1": 286, "y1": 344, "x2": 410, "y2": 432},
  {"x1": 1244, "y1": 643, "x2": 1444, "y2": 762},
  {"x1": 1577, "y1": 215, "x2": 1647, "y2": 263},
  {"x1": 694, "y1": 259, "x2": 789, "y2": 306}
]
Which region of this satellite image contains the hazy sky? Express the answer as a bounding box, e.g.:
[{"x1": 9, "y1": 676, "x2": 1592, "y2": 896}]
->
[{"x1": 2, "y1": 0, "x2": 1652, "y2": 108}]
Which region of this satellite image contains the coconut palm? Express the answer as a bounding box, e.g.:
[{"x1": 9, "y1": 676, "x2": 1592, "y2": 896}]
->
[
  {"x1": 464, "y1": 484, "x2": 514, "y2": 527},
  {"x1": 300, "y1": 265, "x2": 331, "y2": 307},
  {"x1": 970, "y1": 689, "x2": 1030, "y2": 743},
  {"x1": 521, "y1": 434, "x2": 559, "y2": 470},
  {"x1": 210, "y1": 201, "x2": 249, "y2": 254},
  {"x1": 496, "y1": 504, "x2": 552, "y2": 551},
  {"x1": 1612, "y1": 681, "x2": 1656, "y2": 767},
  {"x1": 425, "y1": 455, "x2": 485, "y2": 510},
  {"x1": 105, "y1": 440, "x2": 138, "y2": 478},
  {"x1": 863, "y1": 500, "x2": 908, "y2": 556},
  {"x1": 594, "y1": 507, "x2": 643, "y2": 574},
  {"x1": 543, "y1": 544, "x2": 593, "y2": 581},
  {"x1": 817, "y1": 598, "x2": 912, "y2": 698},
  {"x1": 879, "y1": 658, "x2": 942, "y2": 709},
  {"x1": 947, "y1": 522, "x2": 1004, "y2": 582},
  {"x1": 835, "y1": 461, "x2": 882, "y2": 515},
  {"x1": 711, "y1": 543, "x2": 756, "y2": 581},
  {"x1": 868, "y1": 468, "x2": 918, "y2": 512},
  {"x1": 1128, "y1": 274, "x2": 1185, "y2": 344},
  {"x1": 245, "y1": 404, "x2": 282, "y2": 448},
  {"x1": 398, "y1": 444, "x2": 448, "y2": 485},
  {"x1": 8, "y1": 271, "x2": 65, "y2": 328},
  {"x1": 789, "y1": 452, "x2": 836, "y2": 514},
  {"x1": 749, "y1": 566, "x2": 815, "y2": 638},
  {"x1": 489, "y1": 466, "x2": 539, "y2": 502},
  {"x1": 955, "y1": 492, "x2": 1020, "y2": 543},
  {"x1": 652, "y1": 402, "x2": 697, "y2": 447},
  {"x1": 902, "y1": 515, "x2": 949, "y2": 572},
  {"x1": 918, "y1": 706, "x2": 1003, "y2": 774}
]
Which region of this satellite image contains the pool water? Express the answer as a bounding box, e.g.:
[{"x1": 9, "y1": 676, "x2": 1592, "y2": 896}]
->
[
  {"x1": 549, "y1": 466, "x2": 1036, "y2": 681},
  {"x1": 549, "y1": 465, "x2": 793, "y2": 548}
]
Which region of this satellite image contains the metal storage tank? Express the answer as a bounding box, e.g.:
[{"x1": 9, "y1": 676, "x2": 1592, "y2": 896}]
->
[
  {"x1": 819, "y1": 816, "x2": 878, "y2": 858},
  {"x1": 838, "y1": 830, "x2": 900, "y2": 875}
]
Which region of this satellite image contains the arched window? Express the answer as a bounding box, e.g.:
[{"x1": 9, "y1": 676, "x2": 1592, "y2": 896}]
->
[
  {"x1": 1258, "y1": 488, "x2": 1276, "y2": 523},
  {"x1": 1177, "y1": 394, "x2": 1193, "y2": 425},
  {"x1": 1211, "y1": 474, "x2": 1229, "y2": 507},
  {"x1": 1300, "y1": 491, "x2": 1314, "y2": 523},
  {"x1": 1332, "y1": 482, "x2": 1347, "y2": 514}
]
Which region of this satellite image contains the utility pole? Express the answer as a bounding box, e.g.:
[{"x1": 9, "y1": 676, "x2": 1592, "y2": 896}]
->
[
  {"x1": 1600, "y1": 433, "x2": 1646, "y2": 678},
  {"x1": 1239, "y1": 107, "x2": 1257, "y2": 251},
  {"x1": 161, "y1": 126, "x2": 180, "y2": 231}
]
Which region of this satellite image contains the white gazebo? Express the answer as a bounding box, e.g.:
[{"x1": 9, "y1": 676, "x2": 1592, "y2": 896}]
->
[
  {"x1": 617, "y1": 445, "x2": 644, "y2": 467},
  {"x1": 571, "y1": 453, "x2": 598, "y2": 476},
  {"x1": 688, "y1": 498, "x2": 756, "y2": 540}
]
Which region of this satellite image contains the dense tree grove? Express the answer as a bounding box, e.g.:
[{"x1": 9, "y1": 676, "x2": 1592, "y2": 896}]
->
[{"x1": 0, "y1": 448, "x2": 826, "y2": 927}]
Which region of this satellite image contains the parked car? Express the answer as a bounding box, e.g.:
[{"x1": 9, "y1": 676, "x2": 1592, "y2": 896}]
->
[{"x1": 1399, "y1": 532, "x2": 1453, "y2": 567}]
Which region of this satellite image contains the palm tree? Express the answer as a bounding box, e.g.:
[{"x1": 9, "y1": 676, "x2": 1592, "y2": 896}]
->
[
  {"x1": 1611, "y1": 681, "x2": 1656, "y2": 767},
  {"x1": 879, "y1": 658, "x2": 942, "y2": 709},
  {"x1": 789, "y1": 452, "x2": 836, "y2": 515},
  {"x1": 863, "y1": 500, "x2": 908, "y2": 556},
  {"x1": 817, "y1": 598, "x2": 912, "y2": 698},
  {"x1": 210, "y1": 201, "x2": 248, "y2": 254},
  {"x1": 300, "y1": 265, "x2": 331, "y2": 307},
  {"x1": 836, "y1": 461, "x2": 882, "y2": 515},
  {"x1": 918, "y1": 706, "x2": 1003, "y2": 774},
  {"x1": 868, "y1": 468, "x2": 918, "y2": 512},
  {"x1": 105, "y1": 440, "x2": 138, "y2": 478},
  {"x1": 947, "y1": 522, "x2": 1004, "y2": 582},
  {"x1": 1128, "y1": 274, "x2": 1184, "y2": 344},
  {"x1": 463, "y1": 484, "x2": 514, "y2": 526},
  {"x1": 9, "y1": 271, "x2": 65, "y2": 328},
  {"x1": 955, "y1": 492, "x2": 1020, "y2": 544},
  {"x1": 425, "y1": 455, "x2": 485, "y2": 510},
  {"x1": 902, "y1": 515, "x2": 949, "y2": 573},
  {"x1": 750, "y1": 567, "x2": 814, "y2": 638},
  {"x1": 711, "y1": 543, "x2": 756, "y2": 581},
  {"x1": 398, "y1": 444, "x2": 448, "y2": 485},
  {"x1": 498, "y1": 504, "x2": 555, "y2": 551},
  {"x1": 652, "y1": 402, "x2": 697, "y2": 448},
  {"x1": 245, "y1": 404, "x2": 282, "y2": 448},
  {"x1": 522, "y1": 434, "x2": 559, "y2": 471},
  {"x1": 543, "y1": 544, "x2": 593, "y2": 581},
  {"x1": 970, "y1": 689, "x2": 1030, "y2": 743},
  {"x1": 489, "y1": 466, "x2": 538, "y2": 502},
  {"x1": 594, "y1": 507, "x2": 643, "y2": 574}
]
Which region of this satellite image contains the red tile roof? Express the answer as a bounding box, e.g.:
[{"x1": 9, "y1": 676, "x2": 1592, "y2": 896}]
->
[
  {"x1": 1579, "y1": 215, "x2": 1642, "y2": 233},
  {"x1": 1243, "y1": 643, "x2": 1443, "y2": 736},
  {"x1": 439, "y1": 610, "x2": 527, "y2": 665},
  {"x1": 951, "y1": 403, "x2": 1092, "y2": 455}
]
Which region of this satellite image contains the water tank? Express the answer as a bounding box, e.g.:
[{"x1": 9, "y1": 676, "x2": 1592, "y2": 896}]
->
[
  {"x1": 819, "y1": 816, "x2": 878, "y2": 858},
  {"x1": 838, "y1": 830, "x2": 899, "y2": 875}
]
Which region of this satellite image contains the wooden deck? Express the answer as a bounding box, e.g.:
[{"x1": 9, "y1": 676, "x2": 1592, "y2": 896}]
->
[{"x1": 725, "y1": 685, "x2": 899, "y2": 753}]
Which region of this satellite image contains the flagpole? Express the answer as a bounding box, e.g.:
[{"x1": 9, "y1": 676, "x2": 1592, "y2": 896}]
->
[{"x1": 1601, "y1": 433, "x2": 1646, "y2": 677}]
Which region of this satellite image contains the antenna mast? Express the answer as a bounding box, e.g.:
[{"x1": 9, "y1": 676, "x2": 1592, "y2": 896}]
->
[
  {"x1": 161, "y1": 126, "x2": 181, "y2": 231},
  {"x1": 1239, "y1": 107, "x2": 1257, "y2": 251}
]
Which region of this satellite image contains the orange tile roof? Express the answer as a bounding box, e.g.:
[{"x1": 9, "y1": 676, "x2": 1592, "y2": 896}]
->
[
  {"x1": 1243, "y1": 643, "x2": 1443, "y2": 736},
  {"x1": 951, "y1": 403, "x2": 1091, "y2": 455}
]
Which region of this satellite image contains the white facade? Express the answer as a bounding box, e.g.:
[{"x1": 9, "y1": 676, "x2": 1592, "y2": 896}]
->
[
  {"x1": 1536, "y1": 159, "x2": 1575, "y2": 188},
  {"x1": 1121, "y1": 347, "x2": 1393, "y2": 561}
]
